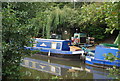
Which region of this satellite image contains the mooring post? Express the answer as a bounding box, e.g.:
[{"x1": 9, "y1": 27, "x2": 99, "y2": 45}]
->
[
  {"x1": 48, "y1": 50, "x2": 51, "y2": 56},
  {"x1": 80, "y1": 52, "x2": 85, "y2": 61}
]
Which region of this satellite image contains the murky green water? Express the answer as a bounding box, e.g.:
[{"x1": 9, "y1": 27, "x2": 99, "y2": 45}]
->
[{"x1": 20, "y1": 54, "x2": 113, "y2": 79}]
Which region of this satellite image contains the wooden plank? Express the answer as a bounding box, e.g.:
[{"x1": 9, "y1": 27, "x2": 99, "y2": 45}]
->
[{"x1": 69, "y1": 46, "x2": 81, "y2": 51}]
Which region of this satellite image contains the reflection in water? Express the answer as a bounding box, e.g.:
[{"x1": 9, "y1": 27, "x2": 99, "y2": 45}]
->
[{"x1": 21, "y1": 54, "x2": 113, "y2": 79}]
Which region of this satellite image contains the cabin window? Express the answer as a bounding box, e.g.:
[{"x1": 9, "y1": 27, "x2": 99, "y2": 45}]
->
[
  {"x1": 56, "y1": 43, "x2": 61, "y2": 49},
  {"x1": 51, "y1": 42, "x2": 57, "y2": 49},
  {"x1": 51, "y1": 42, "x2": 62, "y2": 49}
]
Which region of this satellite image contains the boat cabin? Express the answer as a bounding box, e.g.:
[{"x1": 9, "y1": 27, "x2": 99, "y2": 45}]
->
[
  {"x1": 86, "y1": 43, "x2": 120, "y2": 67},
  {"x1": 95, "y1": 44, "x2": 120, "y2": 62},
  {"x1": 34, "y1": 39, "x2": 72, "y2": 51}
]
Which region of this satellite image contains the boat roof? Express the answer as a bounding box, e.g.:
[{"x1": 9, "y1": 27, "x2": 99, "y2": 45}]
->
[{"x1": 35, "y1": 38, "x2": 71, "y2": 42}]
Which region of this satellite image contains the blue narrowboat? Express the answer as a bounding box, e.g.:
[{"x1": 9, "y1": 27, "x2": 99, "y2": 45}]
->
[
  {"x1": 25, "y1": 38, "x2": 85, "y2": 59},
  {"x1": 85, "y1": 44, "x2": 120, "y2": 68}
]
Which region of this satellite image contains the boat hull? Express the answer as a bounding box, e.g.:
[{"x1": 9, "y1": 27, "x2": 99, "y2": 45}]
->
[
  {"x1": 39, "y1": 52, "x2": 84, "y2": 60},
  {"x1": 85, "y1": 45, "x2": 120, "y2": 68},
  {"x1": 85, "y1": 56, "x2": 120, "y2": 68},
  {"x1": 25, "y1": 47, "x2": 85, "y2": 60}
]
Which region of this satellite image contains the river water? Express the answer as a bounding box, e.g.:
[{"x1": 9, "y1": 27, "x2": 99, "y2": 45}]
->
[{"x1": 20, "y1": 54, "x2": 113, "y2": 79}]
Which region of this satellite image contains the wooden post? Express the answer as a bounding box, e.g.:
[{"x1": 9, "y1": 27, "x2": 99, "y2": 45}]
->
[{"x1": 48, "y1": 50, "x2": 51, "y2": 56}]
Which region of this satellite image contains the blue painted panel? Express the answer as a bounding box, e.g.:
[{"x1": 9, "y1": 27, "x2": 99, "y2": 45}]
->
[
  {"x1": 85, "y1": 60, "x2": 93, "y2": 65},
  {"x1": 104, "y1": 60, "x2": 120, "y2": 66},
  {"x1": 92, "y1": 59, "x2": 105, "y2": 65},
  {"x1": 40, "y1": 48, "x2": 49, "y2": 53},
  {"x1": 92, "y1": 59, "x2": 120, "y2": 67},
  {"x1": 36, "y1": 42, "x2": 51, "y2": 48},
  {"x1": 25, "y1": 47, "x2": 72, "y2": 54},
  {"x1": 62, "y1": 41, "x2": 71, "y2": 51},
  {"x1": 49, "y1": 49, "x2": 72, "y2": 54},
  {"x1": 34, "y1": 39, "x2": 72, "y2": 51},
  {"x1": 95, "y1": 45, "x2": 120, "y2": 61}
]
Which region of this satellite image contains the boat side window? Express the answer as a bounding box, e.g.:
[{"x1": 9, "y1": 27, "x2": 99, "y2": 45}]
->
[
  {"x1": 56, "y1": 43, "x2": 61, "y2": 49},
  {"x1": 51, "y1": 42, "x2": 57, "y2": 49},
  {"x1": 51, "y1": 42, "x2": 62, "y2": 50}
]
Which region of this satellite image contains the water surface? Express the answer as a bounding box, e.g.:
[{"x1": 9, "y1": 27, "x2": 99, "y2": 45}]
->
[{"x1": 20, "y1": 54, "x2": 113, "y2": 79}]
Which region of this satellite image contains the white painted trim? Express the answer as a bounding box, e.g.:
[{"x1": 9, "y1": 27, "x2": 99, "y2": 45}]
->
[
  {"x1": 72, "y1": 51, "x2": 84, "y2": 54},
  {"x1": 86, "y1": 57, "x2": 91, "y2": 61},
  {"x1": 71, "y1": 67, "x2": 83, "y2": 71},
  {"x1": 60, "y1": 42, "x2": 62, "y2": 50}
]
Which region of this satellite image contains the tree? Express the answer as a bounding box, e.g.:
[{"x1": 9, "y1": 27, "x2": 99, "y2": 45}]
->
[
  {"x1": 35, "y1": 6, "x2": 78, "y2": 38},
  {"x1": 75, "y1": 2, "x2": 119, "y2": 40},
  {"x1": 2, "y1": 3, "x2": 40, "y2": 79}
]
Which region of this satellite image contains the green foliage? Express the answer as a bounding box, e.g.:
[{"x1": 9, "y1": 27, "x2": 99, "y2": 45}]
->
[
  {"x1": 104, "y1": 2, "x2": 119, "y2": 34},
  {"x1": 51, "y1": 76, "x2": 59, "y2": 79},
  {"x1": 51, "y1": 76, "x2": 63, "y2": 81},
  {"x1": 81, "y1": 24, "x2": 107, "y2": 40},
  {"x1": 35, "y1": 6, "x2": 77, "y2": 38},
  {"x1": 78, "y1": 2, "x2": 119, "y2": 34},
  {"x1": 2, "y1": 3, "x2": 39, "y2": 79},
  {"x1": 33, "y1": 2, "x2": 119, "y2": 40},
  {"x1": 107, "y1": 66, "x2": 120, "y2": 79},
  {"x1": 104, "y1": 53, "x2": 120, "y2": 62},
  {"x1": 104, "y1": 52, "x2": 120, "y2": 79},
  {"x1": 2, "y1": 2, "x2": 119, "y2": 79}
]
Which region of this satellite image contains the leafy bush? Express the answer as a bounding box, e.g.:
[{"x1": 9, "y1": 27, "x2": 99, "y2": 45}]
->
[{"x1": 2, "y1": 3, "x2": 38, "y2": 79}]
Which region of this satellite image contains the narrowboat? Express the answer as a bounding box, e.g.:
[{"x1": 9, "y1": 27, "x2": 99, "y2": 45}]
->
[
  {"x1": 85, "y1": 44, "x2": 120, "y2": 68},
  {"x1": 25, "y1": 38, "x2": 85, "y2": 59},
  {"x1": 71, "y1": 33, "x2": 95, "y2": 47}
]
